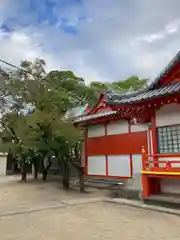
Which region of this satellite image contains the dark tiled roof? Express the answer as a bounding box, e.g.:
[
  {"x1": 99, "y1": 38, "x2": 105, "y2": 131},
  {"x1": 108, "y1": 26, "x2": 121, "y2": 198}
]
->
[
  {"x1": 106, "y1": 82, "x2": 180, "y2": 105},
  {"x1": 148, "y1": 51, "x2": 180, "y2": 89},
  {"x1": 74, "y1": 110, "x2": 117, "y2": 123}
]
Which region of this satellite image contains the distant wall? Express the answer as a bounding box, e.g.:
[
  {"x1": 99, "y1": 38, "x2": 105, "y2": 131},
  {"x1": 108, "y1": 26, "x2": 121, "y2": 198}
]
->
[{"x1": 0, "y1": 153, "x2": 7, "y2": 176}]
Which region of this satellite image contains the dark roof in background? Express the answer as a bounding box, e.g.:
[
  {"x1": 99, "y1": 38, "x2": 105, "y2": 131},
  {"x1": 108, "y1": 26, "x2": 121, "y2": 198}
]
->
[
  {"x1": 105, "y1": 82, "x2": 180, "y2": 105},
  {"x1": 0, "y1": 68, "x2": 9, "y2": 77},
  {"x1": 64, "y1": 104, "x2": 89, "y2": 120}
]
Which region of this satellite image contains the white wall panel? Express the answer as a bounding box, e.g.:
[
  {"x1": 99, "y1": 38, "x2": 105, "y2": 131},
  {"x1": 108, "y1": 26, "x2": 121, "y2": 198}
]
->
[
  {"x1": 158, "y1": 157, "x2": 180, "y2": 168},
  {"x1": 156, "y1": 103, "x2": 180, "y2": 126},
  {"x1": 131, "y1": 124, "x2": 147, "y2": 132},
  {"x1": 161, "y1": 179, "x2": 180, "y2": 194},
  {"x1": 88, "y1": 156, "x2": 106, "y2": 175},
  {"x1": 107, "y1": 121, "x2": 128, "y2": 135},
  {"x1": 107, "y1": 155, "x2": 131, "y2": 177},
  {"x1": 126, "y1": 174, "x2": 142, "y2": 191},
  {"x1": 87, "y1": 125, "x2": 105, "y2": 138},
  {"x1": 0, "y1": 156, "x2": 7, "y2": 175},
  {"x1": 132, "y1": 154, "x2": 142, "y2": 174},
  {"x1": 149, "y1": 129, "x2": 153, "y2": 154},
  {"x1": 147, "y1": 129, "x2": 150, "y2": 154}
]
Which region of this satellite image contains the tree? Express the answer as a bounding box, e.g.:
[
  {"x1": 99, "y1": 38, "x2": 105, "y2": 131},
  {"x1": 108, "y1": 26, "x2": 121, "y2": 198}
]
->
[
  {"x1": 0, "y1": 112, "x2": 31, "y2": 181},
  {"x1": 47, "y1": 70, "x2": 98, "y2": 108},
  {"x1": 0, "y1": 59, "x2": 86, "y2": 186},
  {"x1": 90, "y1": 76, "x2": 148, "y2": 93},
  {"x1": 24, "y1": 109, "x2": 81, "y2": 182},
  {"x1": 0, "y1": 57, "x2": 149, "y2": 190},
  {"x1": 109, "y1": 76, "x2": 148, "y2": 91}
]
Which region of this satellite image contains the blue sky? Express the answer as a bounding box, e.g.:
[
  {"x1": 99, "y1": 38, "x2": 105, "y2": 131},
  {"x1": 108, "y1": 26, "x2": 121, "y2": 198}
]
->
[{"x1": 0, "y1": 0, "x2": 180, "y2": 83}]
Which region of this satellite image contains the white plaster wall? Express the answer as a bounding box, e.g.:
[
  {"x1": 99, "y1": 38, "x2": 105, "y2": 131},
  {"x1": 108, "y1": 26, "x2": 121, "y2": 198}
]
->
[
  {"x1": 107, "y1": 155, "x2": 131, "y2": 177},
  {"x1": 0, "y1": 155, "x2": 7, "y2": 175},
  {"x1": 131, "y1": 124, "x2": 147, "y2": 132},
  {"x1": 87, "y1": 124, "x2": 105, "y2": 138},
  {"x1": 161, "y1": 179, "x2": 180, "y2": 194},
  {"x1": 87, "y1": 156, "x2": 106, "y2": 175},
  {"x1": 155, "y1": 103, "x2": 180, "y2": 126},
  {"x1": 147, "y1": 129, "x2": 150, "y2": 154},
  {"x1": 132, "y1": 154, "x2": 142, "y2": 174},
  {"x1": 126, "y1": 174, "x2": 142, "y2": 191},
  {"x1": 149, "y1": 129, "x2": 153, "y2": 154},
  {"x1": 107, "y1": 120, "x2": 128, "y2": 135}
]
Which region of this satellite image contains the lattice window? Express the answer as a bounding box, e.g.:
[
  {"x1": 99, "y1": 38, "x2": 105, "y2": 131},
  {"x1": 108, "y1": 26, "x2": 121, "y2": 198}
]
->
[{"x1": 157, "y1": 125, "x2": 180, "y2": 153}]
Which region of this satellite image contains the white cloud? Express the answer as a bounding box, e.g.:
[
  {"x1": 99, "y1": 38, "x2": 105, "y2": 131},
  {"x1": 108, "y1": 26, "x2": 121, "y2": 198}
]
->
[
  {"x1": 165, "y1": 19, "x2": 180, "y2": 34},
  {"x1": 131, "y1": 18, "x2": 180, "y2": 45},
  {"x1": 0, "y1": 0, "x2": 180, "y2": 84}
]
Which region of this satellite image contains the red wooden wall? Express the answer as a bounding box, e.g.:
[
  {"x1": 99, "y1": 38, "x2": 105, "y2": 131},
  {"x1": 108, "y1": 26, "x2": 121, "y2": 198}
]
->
[{"x1": 87, "y1": 131, "x2": 147, "y2": 156}]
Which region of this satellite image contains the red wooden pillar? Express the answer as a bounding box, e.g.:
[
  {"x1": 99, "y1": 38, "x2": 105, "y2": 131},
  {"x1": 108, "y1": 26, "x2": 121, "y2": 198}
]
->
[
  {"x1": 84, "y1": 128, "x2": 88, "y2": 176},
  {"x1": 142, "y1": 175, "x2": 151, "y2": 198},
  {"x1": 142, "y1": 146, "x2": 151, "y2": 198},
  {"x1": 141, "y1": 146, "x2": 146, "y2": 170},
  {"x1": 105, "y1": 123, "x2": 108, "y2": 176},
  {"x1": 141, "y1": 142, "x2": 161, "y2": 198},
  {"x1": 128, "y1": 122, "x2": 133, "y2": 177}
]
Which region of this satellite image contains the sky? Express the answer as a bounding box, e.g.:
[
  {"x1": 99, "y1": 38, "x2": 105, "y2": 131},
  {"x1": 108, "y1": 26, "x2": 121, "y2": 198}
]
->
[{"x1": 0, "y1": 0, "x2": 180, "y2": 84}]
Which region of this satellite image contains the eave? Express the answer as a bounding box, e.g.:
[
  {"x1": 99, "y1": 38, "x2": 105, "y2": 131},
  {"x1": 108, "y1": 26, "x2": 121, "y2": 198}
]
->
[{"x1": 148, "y1": 50, "x2": 180, "y2": 89}]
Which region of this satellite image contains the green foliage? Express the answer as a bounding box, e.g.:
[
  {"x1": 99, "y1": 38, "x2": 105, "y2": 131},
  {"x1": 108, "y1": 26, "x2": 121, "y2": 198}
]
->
[
  {"x1": 0, "y1": 58, "x2": 148, "y2": 178},
  {"x1": 0, "y1": 59, "x2": 85, "y2": 167},
  {"x1": 90, "y1": 76, "x2": 147, "y2": 94},
  {"x1": 47, "y1": 70, "x2": 97, "y2": 108},
  {"x1": 110, "y1": 76, "x2": 147, "y2": 91}
]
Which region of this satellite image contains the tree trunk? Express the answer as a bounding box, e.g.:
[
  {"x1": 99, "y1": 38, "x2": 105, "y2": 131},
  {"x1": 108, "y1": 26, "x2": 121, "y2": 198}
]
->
[
  {"x1": 33, "y1": 164, "x2": 38, "y2": 180},
  {"x1": 32, "y1": 157, "x2": 39, "y2": 180},
  {"x1": 42, "y1": 169, "x2": 47, "y2": 181},
  {"x1": 79, "y1": 166, "x2": 84, "y2": 192},
  {"x1": 21, "y1": 166, "x2": 27, "y2": 181},
  {"x1": 62, "y1": 162, "x2": 70, "y2": 189},
  {"x1": 41, "y1": 156, "x2": 52, "y2": 181}
]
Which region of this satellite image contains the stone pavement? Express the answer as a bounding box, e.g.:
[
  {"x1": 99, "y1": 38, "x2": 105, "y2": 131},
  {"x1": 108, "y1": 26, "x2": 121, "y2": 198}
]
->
[{"x1": 0, "y1": 176, "x2": 180, "y2": 239}]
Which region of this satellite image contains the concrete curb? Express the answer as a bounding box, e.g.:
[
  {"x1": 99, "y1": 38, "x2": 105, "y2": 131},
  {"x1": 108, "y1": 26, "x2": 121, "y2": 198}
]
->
[{"x1": 105, "y1": 198, "x2": 180, "y2": 216}]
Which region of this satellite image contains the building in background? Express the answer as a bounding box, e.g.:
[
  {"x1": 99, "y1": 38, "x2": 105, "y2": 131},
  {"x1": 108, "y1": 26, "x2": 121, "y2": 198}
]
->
[{"x1": 74, "y1": 51, "x2": 180, "y2": 199}]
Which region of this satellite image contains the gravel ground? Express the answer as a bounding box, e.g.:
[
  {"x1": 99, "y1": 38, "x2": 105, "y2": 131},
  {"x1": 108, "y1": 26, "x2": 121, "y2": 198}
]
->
[
  {"x1": 1, "y1": 202, "x2": 180, "y2": 240},
  {"x1": 0, "y1": 175, "x2": 105, "y2": 214},
  {"x1": 0, "y1": 176, "x2": 180, "y2": 239}
]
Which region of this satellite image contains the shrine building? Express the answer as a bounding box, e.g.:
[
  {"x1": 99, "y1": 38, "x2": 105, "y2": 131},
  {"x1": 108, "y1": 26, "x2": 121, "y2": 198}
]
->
[{"x1": 74, "y1": 51, "x2": 180, "y2": 199}]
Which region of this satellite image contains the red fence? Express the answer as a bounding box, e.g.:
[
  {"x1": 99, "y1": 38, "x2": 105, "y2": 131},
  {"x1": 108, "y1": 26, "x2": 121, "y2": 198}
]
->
[{"x1": 142, "y1": 149, "x2": 180, "y2": 173}]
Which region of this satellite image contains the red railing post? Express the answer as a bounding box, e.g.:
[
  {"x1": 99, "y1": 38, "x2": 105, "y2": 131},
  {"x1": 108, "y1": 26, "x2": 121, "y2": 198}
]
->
[
  {"x1": 166, "y1": 161, "x2": 171, "y2": 170},
  {"x1": 154, "y1": 156, "x2": 159, "y2": 168},
  {"x1": 141, "y1": 146, "x2": 146, "y2": 171}
]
